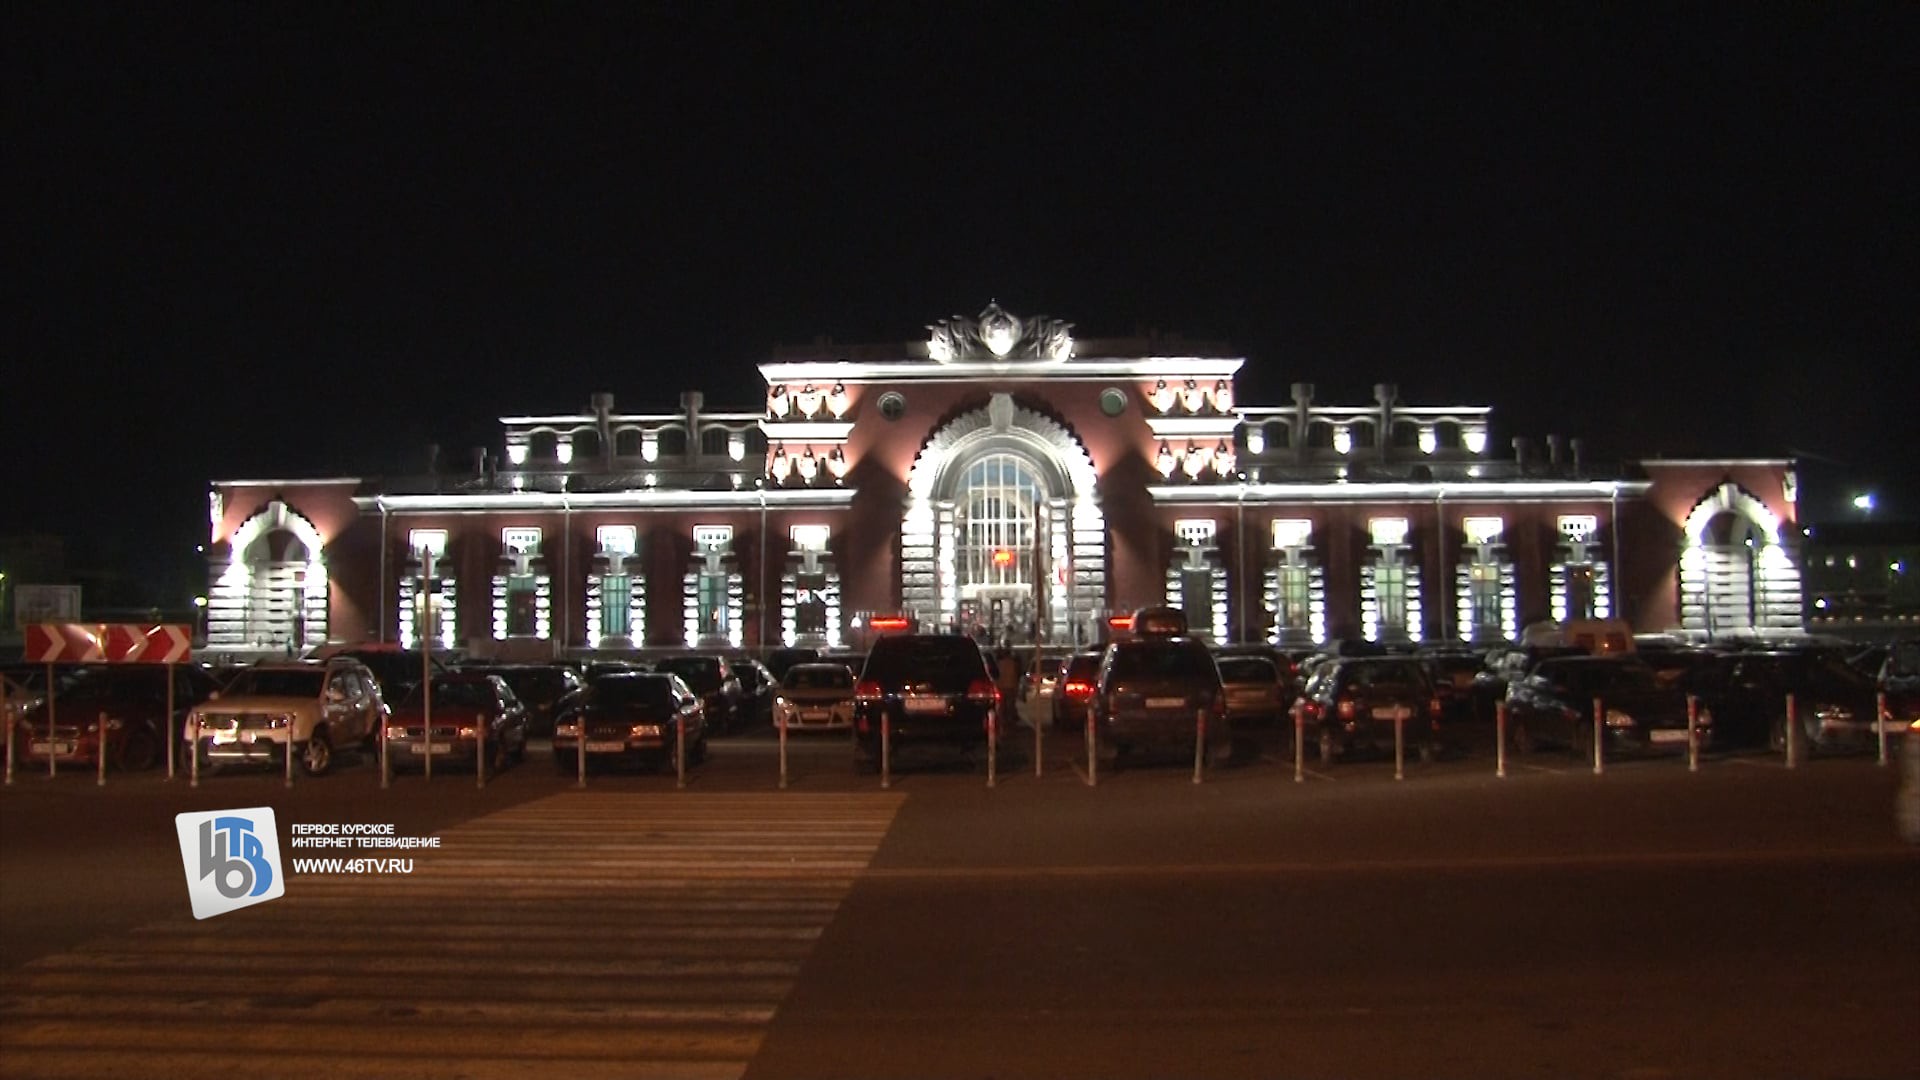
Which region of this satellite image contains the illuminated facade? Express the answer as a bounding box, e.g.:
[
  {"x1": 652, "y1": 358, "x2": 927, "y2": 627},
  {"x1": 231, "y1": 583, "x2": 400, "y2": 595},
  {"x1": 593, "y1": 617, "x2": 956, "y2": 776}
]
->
[{"x1": 202, "y1": 304, "x2": 1805, "y2": 657}]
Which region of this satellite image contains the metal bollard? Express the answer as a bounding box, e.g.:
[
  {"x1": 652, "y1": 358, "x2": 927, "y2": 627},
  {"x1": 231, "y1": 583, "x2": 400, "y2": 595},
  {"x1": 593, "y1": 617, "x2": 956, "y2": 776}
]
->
[
  {"x1": 987, "y1": 709, "x2": 997, "y2": 789},
  {"x1": 1592, "y1": 696, "x2": 1605, "y2": 776},
  {"x1": 476, "y1": 715, "x2": 487, "y2": 790},
  {"x1": 1495, "y1": 699, "x2": 1507, "y2": 779},
  {"x1": 4, "y1": 704, "x2": 14, "y2": 786},
  {"x1": 576, "y1": 720, "x2": 587, "y2": 789},
  {"x1": 1085, "y1": 705, "x2": 1097, "y2": 788},
  {"x1": 1393, "y1": 713, "x2": 1404, "y2": 782},
  {"x1": 284, "y1": 730, "x2": 295, "y2": 788},
  {"x1": 424, "y1": 709, "x2": 433, "y2": 783},
  {"x1": 1785, "y1": 692, "x2": 1799, "y2": 769},
  {"x1": 1193, "y1": 708, "x2": 1205, "y2": 785},
  {"x1": 165, "y1": 672, "x2": 177, "y2": 782},
  {"x1": 880, "y1": 712, "x2": 891, "y2": 790},
  {"x1": 1686, "y1": 694, "x2": 1700, "y2": 773},
  {"x1": 189, "y1": 719, "x2": 201, "y2": 788},
  {"x1": 96, "y1": 712, "x2": 108, "y2": 787},
  {"x1": 1293, "y1": 701, "x2": 1305, "y2": 784},
  {"x1": 676, "y1": 714, "x2": 686, "y2": 790},
  {"x1": 47, "y1": 694, "x2": 57, "y2": 780},
  {"x1": 1878, "y1": 691, "x2": 1891, "y2": 767},
  {"x1": 1034, "y1": 700, "x2": 1043, "y2": 779},
  {"x1": 778, "y1": 712, "x2": 789, "y2": 790},
  {"x1": 380, "y1": 715, "x2": 391, "y2": 789}
]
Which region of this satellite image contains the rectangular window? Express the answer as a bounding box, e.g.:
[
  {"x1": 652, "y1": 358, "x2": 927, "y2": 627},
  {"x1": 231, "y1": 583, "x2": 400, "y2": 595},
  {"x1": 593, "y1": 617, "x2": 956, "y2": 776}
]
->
[
  {"x1": 507, "y1": 573, "x2": 538, "y2": 636},
  {"x1": 601, "y1": 574, "x2": 630, "y2": 637},
  {"x1": 1469, "y1": 563, "x2": 1503, "y2": 635},
  {"x1": 795, "y1": 571, "x2": 828, "y2": 636},
  {"x1": 697, "y1": 571, "x2": 730, "y2": 637},
  {"x1": 1375, "y1": 562, "x2": 1407, "y2": 629},
  {"x1": 1566, "y1": 564, "x2": 1596, "y2": 621},
  {"x1": 1278, "y1": 565, "x2": 1311, "y2": 631},
  {"x1": 1180, "y1": 567, "x2": 1213, "y2": 627}
]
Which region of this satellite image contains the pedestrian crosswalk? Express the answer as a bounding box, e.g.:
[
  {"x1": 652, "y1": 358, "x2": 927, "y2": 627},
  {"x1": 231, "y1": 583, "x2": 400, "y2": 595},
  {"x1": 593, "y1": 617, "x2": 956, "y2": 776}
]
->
[{"x1": 0, "y1": 792, "x2": 904, "y2": 1079}]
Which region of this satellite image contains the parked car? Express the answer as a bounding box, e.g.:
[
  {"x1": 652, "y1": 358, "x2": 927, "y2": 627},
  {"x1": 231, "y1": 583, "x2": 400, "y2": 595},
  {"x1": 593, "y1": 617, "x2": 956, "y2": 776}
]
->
[
  {"x1": 1298, "y1": 656, "x2": 1443, "y2": 765},
  {"x1": 383, "y1": 673, "x2": 529, "y2": 774},
  {"x1": 1898, "y1": 714, "x2": 1920, "y2": 844},
  {"x1": 851, "y1": 634, "x2": 1000, "y2": 771},
  {"x1": 552, "y1": 672, "x2": 707, "y2": 772},
  {"x1": 185, "y1": 658, "x2": 389, "y2": 776},
  {"x1": 1091, "y1": 635, "x2": 1230, "y2": 768},
  {"x1": 1504, "y1": 655, "x2": 1704, "y2": 760},
  {"x1": 651, "y1": 655, "x2": 746, "y2": 735},
  {"x1": 773, "y1": 662, "x2": 858, "y2": 732},
  {"x1": 1469, "y1": 644, "x2": 1585, "y2": 722},
  {"x1": 311, "y1": 644, "x2": 452, "y2": 704},
  {"x1": 1418, "y1": 648, "x2": 1485, "y2": 726},
  {"x1": 1879, "y1": 640, "x2": 1920, "y2": 725},
  {"x1": 454, "y1": 662, "x2": 582, "y2": 737},
  {"x1": 12, "y1": 664, "x2": 221, "y2": 772},
  {"x1": 1686, "y1": 650, "x2": 1884, "y2": 754},
  {"x1": 733, "y1": 657, "x2": 778, "y2": 727},
  {"x1": 1052, "y1": 649, "x2": 1106, "y2": 729},
  {"x1": 764, "y1": 647, "x2": 822, "y2": 681},
  {"x1": 1214, "y1": 653, "x2": 1290, "y2": 726}
]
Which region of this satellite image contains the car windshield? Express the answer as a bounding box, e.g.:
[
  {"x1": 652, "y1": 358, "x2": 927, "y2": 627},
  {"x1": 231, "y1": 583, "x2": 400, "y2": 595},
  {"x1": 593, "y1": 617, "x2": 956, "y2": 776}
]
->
[
  {"x1": 784, "y1": 666, "x2": 853, "y2": 691},
  {"x1": 1107, "y1": 644, "x2": 1216, "y2": 681},
  {"x1": 863, "y1": 639, "x2": 986, "y2": 685},
  {"x1": 654, "y1": 659, "x2": 722, "y2": 693},
  {"x1": 1554, "y1": 661, "x2": 1659, "y2": 696},
  {"x1": 402, "y1": 680, "x2": 495, "y2": 709},
  {"x1": 1781, "y1": 655, "x2": 1875, "y2": 693},
  {"x1": 1216, "y1": 656, "x2": 1278, "y2": 682},
  {"x1": 224, "y1": 668, "x2": 326, "y2": 697},
  {"x1": 1344, "y1": 661, "x2": 1427, "y2": 690},
  {"x1": 593, "y1": 676, "x2": 676, "y2": 709}
]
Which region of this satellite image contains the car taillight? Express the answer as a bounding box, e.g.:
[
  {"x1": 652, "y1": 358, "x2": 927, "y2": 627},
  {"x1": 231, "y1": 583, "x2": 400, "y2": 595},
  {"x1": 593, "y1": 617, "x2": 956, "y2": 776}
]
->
[
  {"x1": 966, "y1": 678, "x2": 998, "y2": 703},
  {"x1": 1064, "y1": 679, "x2": 1093, "y2": 697},
  {"x1": 1429, "y1": 697, "x2": 1443, "y2": 718},
  {"x1": 1337, "y1": 698, "x2": 1356, "y2": 720},
  {"x1": 854, "y1": 679, "x2": 884, "y2": 702}
]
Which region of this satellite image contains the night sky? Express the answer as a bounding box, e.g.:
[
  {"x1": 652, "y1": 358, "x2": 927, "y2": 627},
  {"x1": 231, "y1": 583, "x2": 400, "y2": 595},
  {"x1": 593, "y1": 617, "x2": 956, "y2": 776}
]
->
[{"x1": 6, "y1": 5, "x2": 1916, "y2": 605}]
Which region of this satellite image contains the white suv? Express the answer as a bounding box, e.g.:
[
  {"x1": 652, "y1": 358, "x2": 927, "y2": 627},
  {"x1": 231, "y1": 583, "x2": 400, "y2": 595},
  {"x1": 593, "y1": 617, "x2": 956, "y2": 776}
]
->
[{"x1": 186, "y1": 659, "x2": 388, "y2": 776}]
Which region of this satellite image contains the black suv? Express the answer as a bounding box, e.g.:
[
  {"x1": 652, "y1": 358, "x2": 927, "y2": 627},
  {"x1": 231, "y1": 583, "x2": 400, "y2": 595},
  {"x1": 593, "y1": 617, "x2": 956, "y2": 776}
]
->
[
  {"x1": 1091, "y1": 636, "x2": 1230, "y2": 768},
  {"x1": 1505, "y1": 655, "x2": 1701, "y2": 759},
  {"x1": 1686, "y1": 649, "x2": 1881, "y2": 753},
  {"x1": 851, "y1": 635, "x2": 1000, "y2": 770}
]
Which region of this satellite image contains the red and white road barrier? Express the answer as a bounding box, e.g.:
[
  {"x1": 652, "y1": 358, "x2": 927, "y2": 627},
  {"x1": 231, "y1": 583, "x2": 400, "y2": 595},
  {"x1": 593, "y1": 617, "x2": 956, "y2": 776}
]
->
[
  {"x1": 1785, "y1": 692, "x2": 1800, "y2": 769},
  {"x1": 1293, "y1": 701, "x2": 1305, "y2": 784},
  {"x1": 1193, "y1": 709, "x2": 1206, "y2": 785},
  {"x1": 1686, "y1": 694, "x2": 1700, "y2": 773},
  {"x1": 1393, "y1": 713, "x2": 1405, "y2": 782}
]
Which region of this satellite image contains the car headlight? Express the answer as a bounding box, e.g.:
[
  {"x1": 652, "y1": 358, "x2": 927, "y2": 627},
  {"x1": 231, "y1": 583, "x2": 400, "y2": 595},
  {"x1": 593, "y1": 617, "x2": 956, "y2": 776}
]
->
[
  {"x1": 1605, "y1": 709, "x2": 1635, "y2": 729},
  {"x1": 629, "y1": 723, "x2": 661, "y2": 738},
  {"x1": 554, "y1": 722, "x2": 581, "y2": 738},
  {"x1": 385, "y1": 724, "x2": 411, "y2": 738},
  {"x1": 85, "y1": 717, "x2": 125, "y2": 733},
  {"x1": 1813, "y1": 705, "x2": 1853, "y2": 722},
  {"x1": 458, "y1": 725, "x2": 479, "y2": 739}
]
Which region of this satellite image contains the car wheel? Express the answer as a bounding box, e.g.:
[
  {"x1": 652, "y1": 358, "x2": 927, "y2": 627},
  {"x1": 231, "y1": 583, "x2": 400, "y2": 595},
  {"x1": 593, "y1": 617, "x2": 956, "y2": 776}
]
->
[
  {"x1": 117, "y1": 726, "x2": 160, "y2": 771},
  {"x1": 1510, "y1": 719, "x2": 1535, "y2": 755},
  {"x1": 1768, "y1": 715, "x2": 1790, "y2": 755},
  {"x1": 1417, "y1": 740, "x2": 1438, "y2": 765},
  {"x1": 1318, "y1": 728, "x2": 1338, "y2": 765},
  {"x1": 300, "y1": 728, "x2": 333, "y2": 777},
  {"x1": 511, "y1": 731, "x2": 528, "y2": 763},
  {"x1": 1205, "y1": 736, "x2": 1233, "y2": 769},
  {"x1": 1094, "y1": 738, "x2": 1120, "y2": 768},
  {"x1": 689, "y1": 732, "x2": 709, "y2": 766},
  {"x1": 1572, "y1": 719, "x2": 1594, "y2": 765},
  {"x1": 555, "y1": 751, "x2": 580, "y2": 774}
]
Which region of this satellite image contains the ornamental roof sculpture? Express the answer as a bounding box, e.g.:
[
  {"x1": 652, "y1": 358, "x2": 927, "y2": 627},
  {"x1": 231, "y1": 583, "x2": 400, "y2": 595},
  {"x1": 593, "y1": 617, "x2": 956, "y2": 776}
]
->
[{"x1": 926, "y1": 302, "x2": 1074, "y2": 363}]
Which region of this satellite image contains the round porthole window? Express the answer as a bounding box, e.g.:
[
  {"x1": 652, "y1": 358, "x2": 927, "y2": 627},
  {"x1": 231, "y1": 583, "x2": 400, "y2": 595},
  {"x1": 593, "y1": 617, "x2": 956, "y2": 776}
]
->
[
  {"x1": 877, "y1": 392, "x2": 907, "y2": 421},
  {"x1": 1098, "y1": 388, "x2": 1128, "y2": 417}
]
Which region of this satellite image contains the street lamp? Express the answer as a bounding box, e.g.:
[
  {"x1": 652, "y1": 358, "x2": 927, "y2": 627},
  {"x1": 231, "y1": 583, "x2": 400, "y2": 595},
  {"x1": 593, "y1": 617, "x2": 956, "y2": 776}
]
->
[{"x1": 1853, "y1": 493, "x2": 1876, "y2": 516}]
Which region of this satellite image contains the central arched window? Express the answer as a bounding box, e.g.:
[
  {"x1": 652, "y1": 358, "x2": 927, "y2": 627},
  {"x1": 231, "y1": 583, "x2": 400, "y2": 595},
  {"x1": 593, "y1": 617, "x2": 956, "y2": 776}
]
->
[{"x1": 956, "y1": 452, "x2": 1045, "y2": 598}]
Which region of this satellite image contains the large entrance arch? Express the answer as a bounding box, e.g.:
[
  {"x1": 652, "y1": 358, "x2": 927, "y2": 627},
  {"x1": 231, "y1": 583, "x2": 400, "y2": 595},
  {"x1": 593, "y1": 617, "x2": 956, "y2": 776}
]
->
[
  {"x1": 901, "y1": 394, "x2": 1104, "y2": 644},
  {"x1": 1677, "y1": 483, "x2": 1801, "y2": 638},
  {"x1": 207, "y1": 500, "x2": 330, "y2": 653}
]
